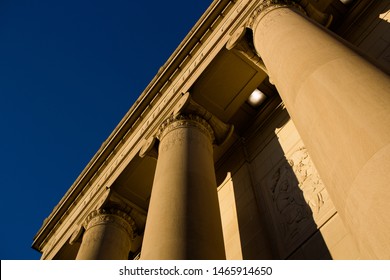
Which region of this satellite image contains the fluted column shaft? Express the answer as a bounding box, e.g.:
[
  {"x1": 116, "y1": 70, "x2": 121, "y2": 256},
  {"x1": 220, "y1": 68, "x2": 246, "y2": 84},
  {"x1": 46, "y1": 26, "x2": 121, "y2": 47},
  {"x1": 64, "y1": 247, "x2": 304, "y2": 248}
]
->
[
  {"x1": 76, "y1": 209, "x2": 136, "y2": 260},
  {"x1": 251, "y1": 2, "x2": 390, "y2": 258},
  {"x1": 141, "y1": 114, "x2": 226, "y2": 259}
]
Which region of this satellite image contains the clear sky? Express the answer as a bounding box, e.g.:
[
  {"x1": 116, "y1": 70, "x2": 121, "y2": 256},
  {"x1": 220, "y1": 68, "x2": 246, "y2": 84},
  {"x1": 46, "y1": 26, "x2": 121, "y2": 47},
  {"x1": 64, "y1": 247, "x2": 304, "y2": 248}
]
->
[{"x1": 0, "y1": 0, "x2": 212, "y2": 260}]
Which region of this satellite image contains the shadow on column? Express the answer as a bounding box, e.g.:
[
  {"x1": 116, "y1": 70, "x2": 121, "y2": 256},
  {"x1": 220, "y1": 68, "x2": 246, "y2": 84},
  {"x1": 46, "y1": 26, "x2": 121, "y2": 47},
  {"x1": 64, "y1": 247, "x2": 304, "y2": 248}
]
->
[{"x1": 217, "y1": 106, "x2": 332, "y2": 260}]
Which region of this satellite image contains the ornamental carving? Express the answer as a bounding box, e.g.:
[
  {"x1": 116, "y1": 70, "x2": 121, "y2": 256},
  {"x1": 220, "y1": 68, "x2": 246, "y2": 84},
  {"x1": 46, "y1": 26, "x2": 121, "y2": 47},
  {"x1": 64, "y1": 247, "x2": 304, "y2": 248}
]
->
[
  {"x1": 269, "y1": 159, "x2": 311, "y2": 244},
  {"x1": 158, "y1": 127, "x2": 213, "y2": 156},
  {"x1": 266, "y1": 146, "x2": 332, "y2": 252},
  {"x1": 171, "y1": 92, "x2": 233, "y2": 145},
  {"x1": 247, "y1": 0, "x2": 290, "y2": 29},
  {"x1": 247, "y1": 0, "x2": 330, "y2": 30},
  {"x1": 84, "y1": 208, "x2": 137, "y2": 239},
  {"x1": 289, "y1": 147, "x2": 327, "y2": 215},
  {"x1": 157, "y1": 114, "x2": 215, "y2": 144},
  {"x1": 226, "y1": 27, "x2": 268, "y2": 73}
]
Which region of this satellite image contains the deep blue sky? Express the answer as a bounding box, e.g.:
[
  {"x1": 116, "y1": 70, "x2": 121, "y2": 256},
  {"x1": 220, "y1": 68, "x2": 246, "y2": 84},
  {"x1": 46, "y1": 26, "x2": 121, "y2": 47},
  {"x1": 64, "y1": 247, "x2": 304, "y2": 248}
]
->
[{"x1": 0, "y1": 0, "x2": 212, "y2": 260}]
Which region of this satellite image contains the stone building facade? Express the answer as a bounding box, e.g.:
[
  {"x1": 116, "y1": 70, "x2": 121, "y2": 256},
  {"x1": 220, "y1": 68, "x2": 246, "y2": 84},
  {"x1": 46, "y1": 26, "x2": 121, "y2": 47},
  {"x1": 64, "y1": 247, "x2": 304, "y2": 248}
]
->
[{"x1": 32, "y1": 0, "x2": 390, "y2": 260}]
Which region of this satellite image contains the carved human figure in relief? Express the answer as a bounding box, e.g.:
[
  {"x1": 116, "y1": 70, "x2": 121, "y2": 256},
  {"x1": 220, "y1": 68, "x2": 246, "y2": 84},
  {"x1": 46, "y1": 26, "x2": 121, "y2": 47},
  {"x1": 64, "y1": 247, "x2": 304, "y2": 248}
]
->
[
  {"x1": 269, "y1": 147, "x2": 329, "y2": 245},
  {"x1": 289, "y1": 147, "x2": 326, "y2": 215},
  {"x1": 270, "y1": 161, "x2": 310, "y2": 241}
]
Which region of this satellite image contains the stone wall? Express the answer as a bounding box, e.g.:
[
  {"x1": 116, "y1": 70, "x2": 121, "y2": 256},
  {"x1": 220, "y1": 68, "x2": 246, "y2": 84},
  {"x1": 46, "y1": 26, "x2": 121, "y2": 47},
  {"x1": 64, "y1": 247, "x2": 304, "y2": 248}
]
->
[{"x1": 217, "y1": 106, "x2": 361, "y2": 259}]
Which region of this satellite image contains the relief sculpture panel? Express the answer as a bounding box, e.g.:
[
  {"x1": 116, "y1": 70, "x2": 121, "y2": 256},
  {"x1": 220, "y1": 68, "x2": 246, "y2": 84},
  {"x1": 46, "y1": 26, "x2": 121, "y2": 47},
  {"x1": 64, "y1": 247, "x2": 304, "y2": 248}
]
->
[
  {"x1": 291, "y1": 148, "x2": 335, "y2": 223},
  {"x1": 260, "y1": 146, "x2": 335, "y2": 257}
]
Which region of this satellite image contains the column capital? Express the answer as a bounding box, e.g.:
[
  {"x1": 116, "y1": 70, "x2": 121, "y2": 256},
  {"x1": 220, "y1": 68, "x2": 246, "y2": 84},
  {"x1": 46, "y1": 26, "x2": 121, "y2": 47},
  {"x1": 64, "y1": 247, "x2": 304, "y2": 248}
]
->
[
  {"x1": 157, "y1": 114, "x2": 215, "y2": 144},
  {"x1": 84, "y1": 208, "x2": 137, "y2": 240},
  {"x1": 170, "y1": 92, "x2": 233, "y2": 145},
  {"x1": 248, "y1": 0, "x2": 291, "y2": 30},
  {"x1": 248, "y1": 0, "x2": 331, "y2": 30}
]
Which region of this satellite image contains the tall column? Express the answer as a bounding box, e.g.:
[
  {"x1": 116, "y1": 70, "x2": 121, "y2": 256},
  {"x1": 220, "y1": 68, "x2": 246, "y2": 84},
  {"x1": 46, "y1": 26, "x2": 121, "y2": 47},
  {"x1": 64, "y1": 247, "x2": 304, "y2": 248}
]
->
[
  {"x1": 250, "y1": 1, "x2": 390, "y2": 258},
  {"x1": 76, "y1": 208, "x2": 136, "y2": 260},
  {"x1": 141, "y1": 114, "x2": 226, "y2": 259}
]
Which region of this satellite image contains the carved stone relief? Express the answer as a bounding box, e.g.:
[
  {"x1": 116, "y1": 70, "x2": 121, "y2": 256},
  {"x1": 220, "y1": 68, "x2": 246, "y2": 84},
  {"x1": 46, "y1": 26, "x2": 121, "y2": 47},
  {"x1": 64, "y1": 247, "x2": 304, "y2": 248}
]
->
[
  {"x1": 261, "y1": 146, "x2": 335, "y2": 256},
  {"x1": 269, "y1": 159, "x2": 311, "y2": 244},
  {"x1": 288, "y1": 147, "x2": 334, "y2": 224}
]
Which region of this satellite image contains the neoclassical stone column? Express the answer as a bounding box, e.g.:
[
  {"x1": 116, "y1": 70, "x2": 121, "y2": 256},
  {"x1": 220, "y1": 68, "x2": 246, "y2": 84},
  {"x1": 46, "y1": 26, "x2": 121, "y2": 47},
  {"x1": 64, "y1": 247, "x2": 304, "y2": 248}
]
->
[
  {"x1": 249, "y1": 1, "x2": 390, "y2": 258},
  {"x1": 140, "y1": 114, "x2": 226, "y2": 259},
  {"x1": 76, "y1": 208, "x2": 137, "y2": 260}
]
